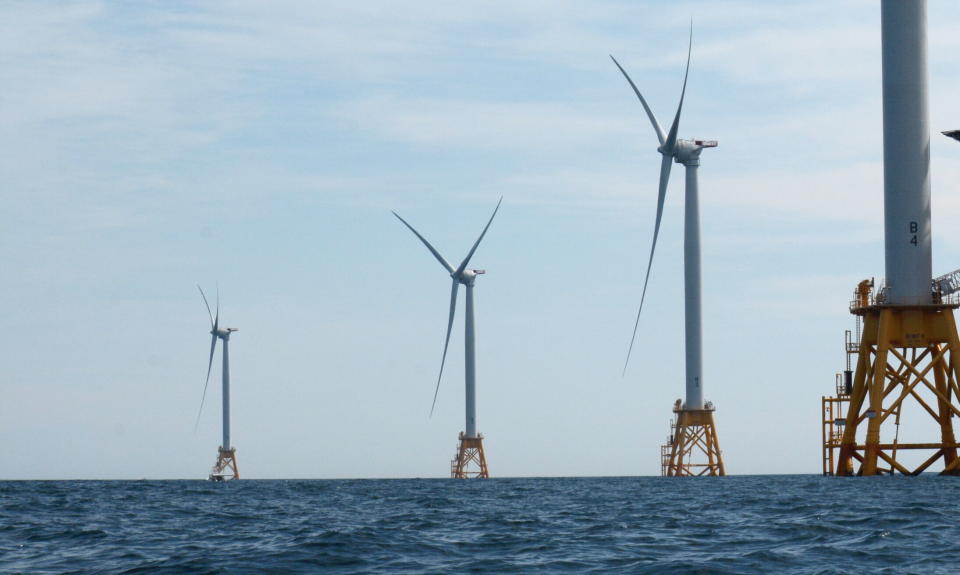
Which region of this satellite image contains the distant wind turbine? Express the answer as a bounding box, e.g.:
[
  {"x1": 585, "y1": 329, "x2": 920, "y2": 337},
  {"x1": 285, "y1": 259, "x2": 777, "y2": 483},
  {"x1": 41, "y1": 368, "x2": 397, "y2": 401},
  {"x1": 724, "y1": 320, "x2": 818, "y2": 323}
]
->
[
  {"x1": 393, "y1": 197, "x2": 502, "y2": 478},
  {"x1": 196, "y1": 285, "x2": 240, "y2": 481}
]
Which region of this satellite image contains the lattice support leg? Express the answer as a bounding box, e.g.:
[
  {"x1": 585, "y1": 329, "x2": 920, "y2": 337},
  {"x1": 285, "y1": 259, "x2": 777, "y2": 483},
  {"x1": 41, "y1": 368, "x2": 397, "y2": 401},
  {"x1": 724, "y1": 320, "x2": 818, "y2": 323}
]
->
[
  {"x1": 210, "y1": 447, "x2": 239, "y2": 481},
  {"x1": 664, "y1": 407, "x2": 725, "y2": 477},
  {"x1": 451, "y1": 432, "x2": 489, "y2": 479},
  {"x1": 837, "y1": 306, "x2": 960, "y2": 476}
]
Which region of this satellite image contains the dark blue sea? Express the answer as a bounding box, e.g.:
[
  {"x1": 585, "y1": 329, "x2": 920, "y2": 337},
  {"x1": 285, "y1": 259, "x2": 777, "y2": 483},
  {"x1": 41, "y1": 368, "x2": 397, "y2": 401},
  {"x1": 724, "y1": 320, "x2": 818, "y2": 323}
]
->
[{"x1": 2, "y1": 475, "x2": 959, "y2": 574}]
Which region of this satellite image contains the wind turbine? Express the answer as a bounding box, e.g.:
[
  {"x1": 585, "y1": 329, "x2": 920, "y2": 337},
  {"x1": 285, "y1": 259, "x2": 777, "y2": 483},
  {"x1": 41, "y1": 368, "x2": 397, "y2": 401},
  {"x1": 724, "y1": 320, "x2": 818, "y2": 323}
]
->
[
  {"x1": 393, "y1": 197, "x2": 502, "y2": 478},
  {"x1": 196, "y1": 285, "x2": 240, "y2": 481},
  {"x1": 612, "y1": 26, "x2": 725, "y2": 476}
]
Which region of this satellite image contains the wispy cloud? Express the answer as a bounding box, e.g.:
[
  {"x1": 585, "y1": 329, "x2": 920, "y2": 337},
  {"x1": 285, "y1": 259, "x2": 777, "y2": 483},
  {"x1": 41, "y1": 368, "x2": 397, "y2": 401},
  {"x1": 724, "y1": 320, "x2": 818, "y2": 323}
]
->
[{"x1": 331, "y1": 95, "x2": 629, "y2": 151}]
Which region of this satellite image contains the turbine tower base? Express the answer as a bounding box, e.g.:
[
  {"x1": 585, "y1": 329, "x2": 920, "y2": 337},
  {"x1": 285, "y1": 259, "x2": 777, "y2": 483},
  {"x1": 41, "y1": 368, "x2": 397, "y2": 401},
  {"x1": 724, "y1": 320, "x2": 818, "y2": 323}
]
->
[
  {"x1": 662, "y1": 401, "x2": 725, "y2": 477},
  {"x1": 826, "y1": 285, "x2": 960, "y2": 476},
  {"x1": 209, "y1": 447, "x2": 239, "y2": 481},
  {"x1": 451, "y1": 432, "x2": 489, "y2": 478}
]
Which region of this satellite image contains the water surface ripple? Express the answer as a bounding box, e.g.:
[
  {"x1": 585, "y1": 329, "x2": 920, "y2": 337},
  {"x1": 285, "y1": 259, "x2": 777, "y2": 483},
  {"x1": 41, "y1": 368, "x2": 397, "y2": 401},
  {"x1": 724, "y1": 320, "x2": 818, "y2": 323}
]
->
[{"x1": 2, "y1": 475, "x2": 959, "y2": 574}]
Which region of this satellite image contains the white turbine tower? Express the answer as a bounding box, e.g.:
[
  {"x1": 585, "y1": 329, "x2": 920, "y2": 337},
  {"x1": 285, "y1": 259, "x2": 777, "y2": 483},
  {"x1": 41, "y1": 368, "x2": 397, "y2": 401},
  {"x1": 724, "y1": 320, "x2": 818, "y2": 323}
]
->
[
  {"x1": 825, "y1": 0, "x2": 960, "y2": 478},
  {"x1": 612, "y1": 26, "x2": 725, "y2": 476},
  {"x1": 196, "y1": 285, "x2": 239, "y2": 481},
  {"x1": 393, "y1": 197, "x2": 502, "y2": 478}
]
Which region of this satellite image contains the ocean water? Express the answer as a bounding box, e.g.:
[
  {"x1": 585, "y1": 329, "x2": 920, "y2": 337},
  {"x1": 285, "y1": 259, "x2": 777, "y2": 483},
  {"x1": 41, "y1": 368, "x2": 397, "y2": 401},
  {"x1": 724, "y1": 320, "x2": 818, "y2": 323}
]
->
[{"x1": 2, "y1": 475, "x2": 959, "y2": 574}]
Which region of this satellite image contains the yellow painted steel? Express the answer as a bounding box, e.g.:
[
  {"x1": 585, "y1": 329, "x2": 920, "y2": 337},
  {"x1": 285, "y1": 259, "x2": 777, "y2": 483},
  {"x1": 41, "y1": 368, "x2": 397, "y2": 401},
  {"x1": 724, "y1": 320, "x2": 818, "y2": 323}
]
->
[
  {"x1": 822, "y1": 374, "x2": 850, "y2": 475},
  {"x1": 451, "y1": 432, "x2": 489, "y2": 479},
  {"x1": 210, "y1": 447, "x2": 239, "y2": 481},
  {"x1": 825, "y1": 282, "x2": 960, "y2": 476},
  {"x1": 661, "y1": 403, "x2": 725, "y2": 477}
]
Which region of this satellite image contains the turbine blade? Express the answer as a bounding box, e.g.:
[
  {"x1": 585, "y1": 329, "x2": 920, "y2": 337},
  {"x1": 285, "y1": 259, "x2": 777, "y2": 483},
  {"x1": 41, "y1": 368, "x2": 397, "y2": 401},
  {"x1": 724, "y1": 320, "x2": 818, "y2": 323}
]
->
[
  {"x1": 454, "y1": 196, "x2": 502, "y2": 277},
  {"x1": 195, "y1": 332, "x2": 218, "y2": 431},
  {"x1": 212, "y1": 285, "x2": 220, "y2": 335},
  {"x1": 610, "y1": 55, "x2": 666, "y2": 146},
  {"x1": 392, "y1": 211, "x2": 455, "y2": 274},
  {"x1": 198, "y1": 285, "x2": 214, "y2": 328},
  {"x1": 663, "y1": 25, "x2": 692, "y2": 153},
  {"x1": 430, "y1": 279, "x2": 460, "y2": 416},
  {"x1": 624, "y1": 153, "x2": 673, "y2": 375}
]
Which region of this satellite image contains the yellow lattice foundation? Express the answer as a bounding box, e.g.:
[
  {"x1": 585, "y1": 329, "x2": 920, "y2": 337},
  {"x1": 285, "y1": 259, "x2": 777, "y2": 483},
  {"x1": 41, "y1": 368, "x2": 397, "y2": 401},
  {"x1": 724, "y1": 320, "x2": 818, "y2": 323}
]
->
[
  {"x1": 209, "y1": 447, "x2": 239, "y2": 481},
  {"x1": 662, "y1": 403, "x2": 725, "y2": 477},
  {"x1": 451, "y1": 433, "x2": 489, "y2": 479},
  {"x1": 835, "y1": 303, "x2": 960, "y2": 476}
]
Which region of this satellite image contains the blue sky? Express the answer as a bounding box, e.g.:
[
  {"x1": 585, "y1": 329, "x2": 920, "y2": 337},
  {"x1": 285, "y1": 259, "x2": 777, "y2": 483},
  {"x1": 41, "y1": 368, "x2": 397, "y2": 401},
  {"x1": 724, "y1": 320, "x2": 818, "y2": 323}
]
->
[{"x1": 2, "y1": 0, "x2": 960, "y2": 479}]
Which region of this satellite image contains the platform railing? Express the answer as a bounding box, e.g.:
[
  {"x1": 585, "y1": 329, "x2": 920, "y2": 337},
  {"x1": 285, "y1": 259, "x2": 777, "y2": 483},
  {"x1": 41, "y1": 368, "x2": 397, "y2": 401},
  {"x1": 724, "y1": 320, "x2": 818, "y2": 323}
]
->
[{"x1": 850, "y1": 280, "x2": 960, "y2": 311}]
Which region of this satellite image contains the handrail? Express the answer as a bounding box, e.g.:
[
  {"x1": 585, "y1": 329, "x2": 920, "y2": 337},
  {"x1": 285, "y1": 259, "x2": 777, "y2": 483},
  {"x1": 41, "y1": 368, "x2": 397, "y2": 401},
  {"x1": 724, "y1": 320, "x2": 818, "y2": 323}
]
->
[{"x1": 848, "y1": 277, "x2": 960, "y2": 312}]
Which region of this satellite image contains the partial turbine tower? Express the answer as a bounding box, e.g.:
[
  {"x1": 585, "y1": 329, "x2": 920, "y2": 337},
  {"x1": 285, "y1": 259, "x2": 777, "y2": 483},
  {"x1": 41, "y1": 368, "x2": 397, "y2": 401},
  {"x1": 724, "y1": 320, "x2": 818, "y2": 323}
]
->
[
  {"x1": 821, "y1": 0, "x2": 960, "y2": 477},
  {"x1": 612, "y1": 25, "x2": 725, "y2": 477},
  {"x1": 393, "y1": 197, "x2": 502, "y2": 479},
  {"x1": 196, "y1": 285, "x2": 239, "y2": 481}
]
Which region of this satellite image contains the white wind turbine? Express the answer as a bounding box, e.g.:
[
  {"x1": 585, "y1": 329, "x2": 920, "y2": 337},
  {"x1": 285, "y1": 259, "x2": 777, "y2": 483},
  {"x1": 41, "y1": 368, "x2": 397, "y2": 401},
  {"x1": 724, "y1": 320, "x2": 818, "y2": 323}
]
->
[
  {"x1": 612, "y1": 26, "x2": 726, "y2": 476},
  {"x1": 196, "y1": 285, "x2": 240, "y2": 481},
  {"x1": 393, "y1": 198, "x2": 502, "y2": 478},
  {"x1": 612, "y1": 28, "x2": 716, "y2": 412}
]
